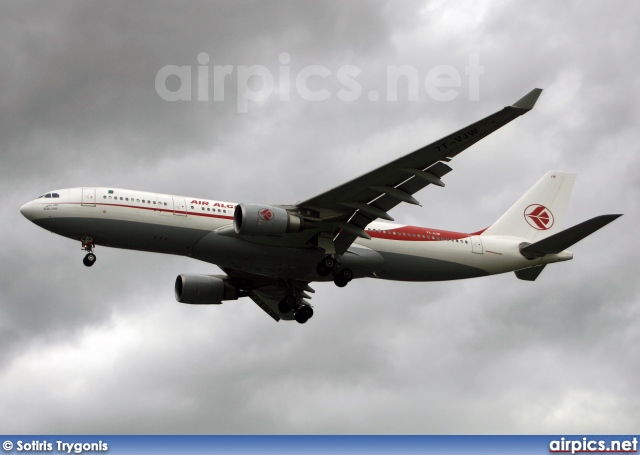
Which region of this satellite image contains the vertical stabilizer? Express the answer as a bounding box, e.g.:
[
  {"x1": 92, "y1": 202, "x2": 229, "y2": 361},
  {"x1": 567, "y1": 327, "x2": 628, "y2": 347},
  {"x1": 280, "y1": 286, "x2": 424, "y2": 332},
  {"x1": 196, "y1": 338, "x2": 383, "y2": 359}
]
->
[{"x1": 481, "y1": 171, "x2": 576, "y2": 242}]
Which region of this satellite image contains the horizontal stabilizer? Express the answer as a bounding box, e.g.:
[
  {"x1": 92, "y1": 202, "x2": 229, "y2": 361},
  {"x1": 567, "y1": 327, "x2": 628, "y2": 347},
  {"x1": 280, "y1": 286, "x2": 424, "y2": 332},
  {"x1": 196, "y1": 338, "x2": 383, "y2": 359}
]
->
[
  {"x1": 521, "y1": 214, "x2": 622, "y2": 258},
  {"x1": 515, "y1": 265, "x2": 546, "y2": 281}
]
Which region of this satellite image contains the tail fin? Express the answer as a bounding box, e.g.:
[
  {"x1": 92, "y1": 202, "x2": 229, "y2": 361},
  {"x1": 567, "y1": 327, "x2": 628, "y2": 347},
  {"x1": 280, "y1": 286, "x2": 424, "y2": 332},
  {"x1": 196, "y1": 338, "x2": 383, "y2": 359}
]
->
[{"x1": 481, "y1": 171, "x2": 576, "y2": 242}]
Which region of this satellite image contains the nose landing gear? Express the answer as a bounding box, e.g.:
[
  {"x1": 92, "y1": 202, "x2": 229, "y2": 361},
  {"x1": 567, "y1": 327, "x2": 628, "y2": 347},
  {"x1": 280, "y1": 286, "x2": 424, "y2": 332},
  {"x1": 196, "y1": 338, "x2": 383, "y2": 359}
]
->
[{"x1": 81, "y1": 237, "x2": 96, "y2": 267}]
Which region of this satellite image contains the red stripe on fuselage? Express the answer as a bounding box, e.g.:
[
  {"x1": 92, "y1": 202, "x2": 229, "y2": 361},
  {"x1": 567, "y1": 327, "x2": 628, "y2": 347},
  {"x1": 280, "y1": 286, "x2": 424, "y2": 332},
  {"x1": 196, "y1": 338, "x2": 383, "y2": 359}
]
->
[{"x1": 365, "y1": 225, "x2": 470, "y2": 242}]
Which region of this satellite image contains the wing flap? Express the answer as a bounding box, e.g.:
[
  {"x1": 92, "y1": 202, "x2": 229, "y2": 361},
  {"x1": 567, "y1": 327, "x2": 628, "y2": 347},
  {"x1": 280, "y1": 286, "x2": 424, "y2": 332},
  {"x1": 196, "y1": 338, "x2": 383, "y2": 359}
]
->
[{"x1": 249, "y1": 292, "x2": 285, "y2": 321}]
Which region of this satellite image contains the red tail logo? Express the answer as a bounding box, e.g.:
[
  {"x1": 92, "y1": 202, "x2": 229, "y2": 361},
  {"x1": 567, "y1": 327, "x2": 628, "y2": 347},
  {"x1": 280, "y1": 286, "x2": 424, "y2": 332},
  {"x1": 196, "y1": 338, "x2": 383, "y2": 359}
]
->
[
  {"x1": 524, "y1": 204, "x2": 554, "y2": 230},
  {"x1": 259, "y1": 208, "x2": 274, "y2": 221}
]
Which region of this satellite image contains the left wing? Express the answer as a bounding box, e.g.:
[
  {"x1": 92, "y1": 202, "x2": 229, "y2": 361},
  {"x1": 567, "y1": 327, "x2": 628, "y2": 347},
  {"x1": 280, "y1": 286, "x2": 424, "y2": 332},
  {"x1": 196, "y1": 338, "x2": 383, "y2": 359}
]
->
[
  {"x1": 294, "y1": 88, "x2": 543, "y2": 254},
  {"x1": 222, "y1": 267, "x2": 314, "y2": 322}
]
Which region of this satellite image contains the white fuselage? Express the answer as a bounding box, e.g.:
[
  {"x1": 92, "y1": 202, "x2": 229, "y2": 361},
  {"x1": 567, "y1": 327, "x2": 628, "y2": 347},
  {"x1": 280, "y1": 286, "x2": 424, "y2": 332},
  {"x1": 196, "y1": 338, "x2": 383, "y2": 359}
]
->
[{"x1": 20, "y1": 187, "x2": 572, "y2": 282}]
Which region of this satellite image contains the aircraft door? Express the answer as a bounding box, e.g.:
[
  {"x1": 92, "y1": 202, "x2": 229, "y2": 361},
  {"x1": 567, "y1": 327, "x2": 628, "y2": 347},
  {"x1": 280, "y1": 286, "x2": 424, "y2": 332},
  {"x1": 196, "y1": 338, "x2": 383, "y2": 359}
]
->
[
  {"x1": 173, "y1": 198, "x2": 187, "y2": 216},
  {"x1": 470, "y1": 236, "x2": 483, "y2": 254},
  {"x1": 81, "y1": 188, "x2": 96, "y2": 206}
]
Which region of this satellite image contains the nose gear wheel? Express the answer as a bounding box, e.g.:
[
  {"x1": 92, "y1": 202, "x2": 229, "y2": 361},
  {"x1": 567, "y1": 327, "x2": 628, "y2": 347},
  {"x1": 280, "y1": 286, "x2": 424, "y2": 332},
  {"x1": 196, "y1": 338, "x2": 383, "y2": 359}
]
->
[
  {"x1": 83, "y1": 253, "x2": 96, "y2": 267},
  {"x1": 81, "y1": 237, "x2": 96, "y2": 267}
]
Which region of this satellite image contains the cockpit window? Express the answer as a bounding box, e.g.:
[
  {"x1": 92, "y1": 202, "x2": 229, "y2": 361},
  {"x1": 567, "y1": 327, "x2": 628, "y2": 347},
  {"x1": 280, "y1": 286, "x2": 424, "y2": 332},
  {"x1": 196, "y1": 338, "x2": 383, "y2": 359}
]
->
[
  {"x1": 44, "y1": 193, "x2": 52, "y2": 198},
  {"x1": 52, "y1": 193, "x2": 60, "y2": 198}
]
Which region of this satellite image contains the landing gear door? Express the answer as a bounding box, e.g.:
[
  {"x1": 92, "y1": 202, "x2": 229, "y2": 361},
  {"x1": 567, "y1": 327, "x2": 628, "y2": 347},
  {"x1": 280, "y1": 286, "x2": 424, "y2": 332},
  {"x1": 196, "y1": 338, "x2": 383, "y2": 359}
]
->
[
  {"x1": 173, "y1": 198, "x2": 187, "y2": 216},
  {"x1": 81, "y1": 188, "x2": 96, "y2": 207},
  {"x1": 471, "y1": 236, "x2": 483, "y2": 254}
]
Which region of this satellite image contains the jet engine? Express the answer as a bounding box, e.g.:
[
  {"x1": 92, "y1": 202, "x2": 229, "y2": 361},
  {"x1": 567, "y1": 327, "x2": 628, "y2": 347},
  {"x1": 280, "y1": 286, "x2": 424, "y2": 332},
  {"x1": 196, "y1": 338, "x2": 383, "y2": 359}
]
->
[
  {"x1": 175, "y1": 274, "x2": 239, "y2": 305},
  {"x1": 233, "y1": 203, "x2": 303, "y2": 236}
]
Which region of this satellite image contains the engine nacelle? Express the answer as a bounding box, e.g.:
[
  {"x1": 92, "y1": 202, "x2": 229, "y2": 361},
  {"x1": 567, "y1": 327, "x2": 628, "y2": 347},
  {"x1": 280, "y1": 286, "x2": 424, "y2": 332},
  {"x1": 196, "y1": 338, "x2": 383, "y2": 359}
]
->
[
  {"x1": 233, "y1": 203, "x2": 303, "y2": 236},
  {"x1": 175, "y1": 274, "x2": 238, "y2": 305}
]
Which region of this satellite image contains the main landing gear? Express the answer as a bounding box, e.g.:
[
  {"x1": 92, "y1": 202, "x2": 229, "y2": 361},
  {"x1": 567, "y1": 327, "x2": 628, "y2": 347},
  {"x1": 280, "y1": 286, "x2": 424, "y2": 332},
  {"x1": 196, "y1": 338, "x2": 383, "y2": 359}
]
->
[
  {"x1": 81, "y1": 237, "x2": 96, "y2": 267},
  {"x1": 278, "y1": 294, "x2": 314, "y2": 324},
  {"x1": 316, "y1": 256, "x2": 353, "y2": 288}
]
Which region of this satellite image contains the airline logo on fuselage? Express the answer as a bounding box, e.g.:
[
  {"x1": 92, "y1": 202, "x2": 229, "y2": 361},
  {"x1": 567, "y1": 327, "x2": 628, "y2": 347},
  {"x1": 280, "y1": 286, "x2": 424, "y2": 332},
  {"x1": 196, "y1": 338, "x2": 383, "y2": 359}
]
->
[
  {"x1": 524, "y1": 204, "x2": 554, "y2": 230},
  {"x1": 191, "y1": 200, "x2": 235, "y2": 208}
]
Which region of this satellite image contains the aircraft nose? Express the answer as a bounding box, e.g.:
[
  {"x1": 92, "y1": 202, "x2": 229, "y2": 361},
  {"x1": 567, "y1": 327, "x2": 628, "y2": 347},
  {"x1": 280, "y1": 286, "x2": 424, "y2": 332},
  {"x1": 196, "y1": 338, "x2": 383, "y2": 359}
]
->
[{"x1": 20, "y1": 201, "x2": 34, "y2": 220}]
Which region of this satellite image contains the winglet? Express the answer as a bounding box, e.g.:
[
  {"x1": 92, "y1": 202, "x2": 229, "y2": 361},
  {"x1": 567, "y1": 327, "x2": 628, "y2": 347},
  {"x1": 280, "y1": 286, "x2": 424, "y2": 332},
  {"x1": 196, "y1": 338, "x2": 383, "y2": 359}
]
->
[{"x1": 511, "y1": 88, "x2": 543, "y2": 110}]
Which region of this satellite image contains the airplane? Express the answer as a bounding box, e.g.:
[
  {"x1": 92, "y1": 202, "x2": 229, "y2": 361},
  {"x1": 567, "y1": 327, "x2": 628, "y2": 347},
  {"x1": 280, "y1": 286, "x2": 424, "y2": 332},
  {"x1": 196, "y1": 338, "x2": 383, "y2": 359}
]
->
[{"x1": 20, "y1": 88, "x2": 621, "y2": 324}]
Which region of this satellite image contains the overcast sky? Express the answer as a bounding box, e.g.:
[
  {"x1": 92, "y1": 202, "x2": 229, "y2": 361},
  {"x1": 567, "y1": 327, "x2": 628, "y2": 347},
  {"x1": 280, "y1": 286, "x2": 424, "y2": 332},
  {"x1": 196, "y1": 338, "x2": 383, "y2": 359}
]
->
[{"x1": 1, "y1": 0, "x2": 638, "y2": 434}]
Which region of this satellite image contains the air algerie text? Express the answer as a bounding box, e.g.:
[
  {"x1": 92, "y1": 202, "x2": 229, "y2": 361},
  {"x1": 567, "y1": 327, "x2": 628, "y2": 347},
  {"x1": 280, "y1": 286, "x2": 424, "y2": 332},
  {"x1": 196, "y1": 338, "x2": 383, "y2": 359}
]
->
[{"x1": 190, "y1": 200, "x2": 235, "y2": 208}]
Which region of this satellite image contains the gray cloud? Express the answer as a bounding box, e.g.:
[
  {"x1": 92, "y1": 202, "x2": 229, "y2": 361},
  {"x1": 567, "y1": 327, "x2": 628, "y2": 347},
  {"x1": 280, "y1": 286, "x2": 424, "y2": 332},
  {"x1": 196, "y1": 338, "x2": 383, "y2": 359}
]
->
[{"x1": 0, "y1": 0, "x2": 637, "y2": 434}]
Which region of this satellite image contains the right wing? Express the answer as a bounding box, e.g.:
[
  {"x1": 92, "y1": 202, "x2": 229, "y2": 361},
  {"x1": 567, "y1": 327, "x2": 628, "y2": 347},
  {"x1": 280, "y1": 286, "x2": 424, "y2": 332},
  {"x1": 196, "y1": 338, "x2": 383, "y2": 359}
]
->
[{"x1": 295, "y1": 88, "x2": 544, "y2": 255}]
